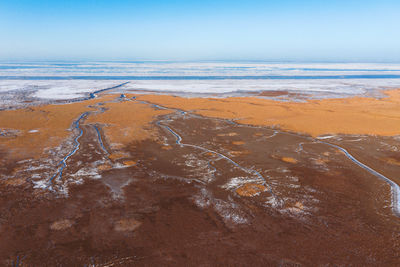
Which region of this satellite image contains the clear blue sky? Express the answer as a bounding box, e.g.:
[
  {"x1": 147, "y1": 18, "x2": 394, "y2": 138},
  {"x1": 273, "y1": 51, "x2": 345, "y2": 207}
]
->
[{"x1": 0, "y1": 0, "x2": 399, "y2": 61}]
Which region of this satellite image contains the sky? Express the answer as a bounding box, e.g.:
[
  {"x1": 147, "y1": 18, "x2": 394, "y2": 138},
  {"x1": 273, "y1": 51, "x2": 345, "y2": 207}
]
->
[{"x1": 0, "y1": 0, "x2": 399, "y2": 62}]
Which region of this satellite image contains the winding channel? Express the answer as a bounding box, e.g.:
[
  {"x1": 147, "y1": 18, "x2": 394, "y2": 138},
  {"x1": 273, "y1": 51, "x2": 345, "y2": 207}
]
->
[
  {"x1": 47, "y1": 82, "x2": 129, "y2": 187},
  {"x1": 94, "y1": 125, "x2": 109, "y2": 155},
  {"x1": 47, "y1": 112, "x2": 88, "y2": 187},
  {"x1": 134, "y1": 98, "x2": 274, "y2": 194},
  {"x1": 139, "y1": 98, "x2": 400, "y2": 217},
  {"x1": 318, "y1": 140, "x2": 400, "y2": 217},
  {"x1": 221, "y1": 116, "x2": 400, "y2": 217},
  {"x1": 46, "y1": 84, "x2": 400, "y2": 217},
  {"x1": 154, "y1": 114, "x2": 275, "y2": 196}
]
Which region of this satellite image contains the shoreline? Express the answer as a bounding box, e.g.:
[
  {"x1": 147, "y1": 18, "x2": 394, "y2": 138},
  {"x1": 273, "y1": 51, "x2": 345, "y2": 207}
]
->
[{"x1": 2, "y1": 78, "x2": 400, "y2": 110}]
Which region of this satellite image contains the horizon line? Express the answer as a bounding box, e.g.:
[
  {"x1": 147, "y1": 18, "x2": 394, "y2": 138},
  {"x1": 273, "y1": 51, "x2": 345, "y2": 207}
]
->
[{"x1": 1, "y1": 59, "x2": 400, "y2": 64}]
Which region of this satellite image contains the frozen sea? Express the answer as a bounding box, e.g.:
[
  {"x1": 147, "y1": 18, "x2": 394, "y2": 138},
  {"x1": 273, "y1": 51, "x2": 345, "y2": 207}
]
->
[{"x1": 1, "y1": 61, "x2": 400, "y2": 100}]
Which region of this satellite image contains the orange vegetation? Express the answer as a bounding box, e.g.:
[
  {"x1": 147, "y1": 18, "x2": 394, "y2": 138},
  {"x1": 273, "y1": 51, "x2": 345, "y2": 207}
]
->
[
  {"x1": 295, "y1": 202, "x2": 304, "y2": 210},
  {"x1": 137, "y1": 89, "x2": 400, "y2": 136},
  {"x1": 161, "y1": 145, "x2": 173, "y2": 150},
  {"x1": 108, "y1": 152, "x2": 129, "y2": 161},
  {"x1": 230, "y1": 150, "x2": 250, "y2": 157},
  {"x1": 217, "y1": 132, "x2": 238, "y2": 137},
  {"x1": 0, "y1": 95, "x2": 115, "y2": 159},
  {"x1": 232, "y1": 141, "x2": 245, "y2": 145},
  {"x1": 0, "y1": 93, "x2": 170, "y2": 160},
  {"x1": 313, "y1": 158, "x2": 329, "y2": 165},
  {"x1": 288, "y1": 202, "x2": 305, "y2": 213},
  {"x1": 50, "y1": 219, "x2": 73, "y2": 230},
  {"x1": 122, "y1": 160, "x2": 137, "y2": 167},
  {"x1": 86, "y1": 95, "x2": 172, "y2": 150},
  {"x1": 281, "y1": 157, "x2": 298, "y2": 164},
  {"x1": 235, "y1": 183, "x2": 267, "y2": 197},
  {"x1": 1, "y1": 178, "x2": 26, "y2": 186},
  {"x1": 384, "y1": 157, "x2": 400, "y2": 166},
  {"x1": 114, "y1": 218, "x2": 142, "y2": 232},
  {"x1": 97, "y1": 163, "x2": 112, "y2": 171}
]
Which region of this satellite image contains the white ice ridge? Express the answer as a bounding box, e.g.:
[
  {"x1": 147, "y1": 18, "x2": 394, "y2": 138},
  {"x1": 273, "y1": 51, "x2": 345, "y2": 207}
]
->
[
  {"x1": 2, "y1": 79, "x2": 400, "y2": 101},
  {"x1": 123, "y1": 79, "x2": 400, "y2": 95},
  {"x1": 1, "y1": 62, "x2": 400, "y2": 76},
  {"x1": 1, "y1": 62, "x2": 400, "y2": 102},
  {"x1": 0, "y1": 80, "x2": 122, "y2": 99}
]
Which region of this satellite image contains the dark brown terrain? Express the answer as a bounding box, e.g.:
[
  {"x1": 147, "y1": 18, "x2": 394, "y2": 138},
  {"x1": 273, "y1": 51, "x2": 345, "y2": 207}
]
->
[{"x1": 0, "y1": 93, "x2": 400, "y2": 266}]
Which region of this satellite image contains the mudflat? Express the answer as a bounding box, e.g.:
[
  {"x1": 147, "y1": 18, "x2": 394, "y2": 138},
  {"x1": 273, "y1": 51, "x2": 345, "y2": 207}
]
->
[{"x1": 0, "y1": 90, "x2": 400, "y2": 266}]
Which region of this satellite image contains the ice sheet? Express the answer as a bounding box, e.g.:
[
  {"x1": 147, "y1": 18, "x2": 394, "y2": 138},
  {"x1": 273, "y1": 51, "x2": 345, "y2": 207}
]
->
[{"x1": 1, "y1": 62, "x2": 400, "y2": 102}]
